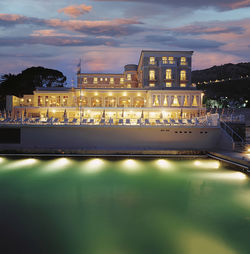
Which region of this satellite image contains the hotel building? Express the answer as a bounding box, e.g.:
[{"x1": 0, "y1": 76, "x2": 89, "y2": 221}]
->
[{"x1": 7, "y1": 50, "x2": 205, "y2": 124}]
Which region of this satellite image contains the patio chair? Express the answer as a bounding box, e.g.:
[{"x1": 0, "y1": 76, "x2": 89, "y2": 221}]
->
[
  {"x1": 125, "y1": 119, "x2": 131, "y2": 125},
  {"x1": 81, "y1": 118, "x2": 87, "y2": 124},
  {"x1": 170, "y1": 119, "x2": 176, "y2": 125},
  {"x1": 88, "y1": 119, "x2": 94, "y2": 124},
  {"x1": 53, "y1": 118, "x2": 59, "y2": 124},
  {"x1": 156, "y1": 120, "x2": 162, "y2": 125},
  {"x1": 23, "y1": 118, "x2": 30, "y2": 123},
  {"x1": 119, "y1": 119, "x2": 123, "y2": 125},
  {"x1": 100, "y1": 118, "x2": 105, "y2": 124},
  {"x1": 71, "y1": 118, "x2": 78, "y2": 124},
  {"x1": 145, "y1": 119, "x2": 150, "y2": 125},
  {"x1": 163, "y1": 119, "x2": 169, "y2": 125},
  {"x1": 108, "y1": 118, "x2": 113, "y2": 125},
  {"x1": 62, "y1": 118, "x2": 69, "y2": 124}
]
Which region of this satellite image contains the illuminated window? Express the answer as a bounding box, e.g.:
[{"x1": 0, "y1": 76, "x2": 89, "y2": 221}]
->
[
  {"x1": 149, "y1": 83, "x2": 155, "y2": 87},
  {"x1": 105, "y1": 78, "x2": 108, "y2": 81},
  {"x1": 192, "y1": 96, "x2": 198, "y2": 106},
  {"x1": 110, "y1": 77, "x2": 114, "y2": 84},
  {"x1": 127, "y1": 84, "x2": 131, "y2": 88},
  {"x1": 150, "y1": 57, "x2": 155, "y2": 65},
  {"x1": 83, "y1": 77, "x2": 87, "y2": 84},
  {"x1": 180, "y1": 57, "x2": 187, "y2": 65},
  {"x1": 166, "y1": 69, "x2": 172, "y2": 79},
  {"x1": 120, "y1": 78, "x2": 124, "y2": 84},
  {"x1": 166, "y1": 82, "x2": 172, "y2": 87},
  {"x1": 172, "y1": 95, "x2": 180, "y2": 106},
  {"x1": 162, "y1": 57, "x2": 167, "y2": 64},
  {"x1": 153, "y1": 95, "x2": 160, "y2": 106},
  {"x1": 168, "y1": 57, "x2": 174, "y2": 64},
  {"x1": 100, "y1": 78, "x2": 103, "y2": 81},
  {"x1": 180, "y1": 70, "x2": 186, "y2": 81},
  {"x1": 180, "y1": 83, "x2": 186, "y2": 87},
  {"x1": 149, "y1": 70, "x2": 155, "y2": 81},
  {"x1": 93, "y1": 77, "x2": 98, "y2": 84},
  {"x1": 127, "y1": 74, "x2": 132, "y2": 80}
]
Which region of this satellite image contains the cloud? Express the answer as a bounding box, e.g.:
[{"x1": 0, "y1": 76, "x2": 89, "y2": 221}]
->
[
  {"x1": 168, "y1": 24, "x2": 245, "y2": 35},
  {"x1": 0, "y1": 13, "x2": 143, "y2": 36},
  {"x1": 45, "y1": 18, "x2": 143, "y2": 36},
  {"x1": 144, "y1": 35, "x2": 225, "y2": 50},
  {"x1": 58, "y1": 4, "x2": 92, "y2": 18},
  {"x1": 0, "y1": 36, "x2": 119, "y2": 47},
  {"x1": 31, "y1": 29, "x2": 70, "y2": 37},
  {"x1": 93, "y1": 0, "x2": 250, "y2": 11}
]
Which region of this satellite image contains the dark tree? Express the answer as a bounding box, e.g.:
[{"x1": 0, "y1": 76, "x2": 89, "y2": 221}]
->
[{"x1": 0, "y1": 67, "x2": 67, "y2": 109}]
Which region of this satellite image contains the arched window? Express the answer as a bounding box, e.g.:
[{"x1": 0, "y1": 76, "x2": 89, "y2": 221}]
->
[
  {"x1": 91, "y1": 97, "x2": 102, "y2": 107},
  {"x1": 166, "y1": 69, "x2": 172, "y2": 79},
  {"x1": 180, "y1": 70, "x2": 186, "y2": 81},
  {"x1": 119, "y1": 96, "x2": 130, "y2": 107},
  {"x1": 133, "y1": 97, "x2": 144, "y2": 107}
]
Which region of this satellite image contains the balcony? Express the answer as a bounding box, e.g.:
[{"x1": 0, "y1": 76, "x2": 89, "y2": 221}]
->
[{"x1": 160, "y1": 60, "x2": 176, "y2": 66}]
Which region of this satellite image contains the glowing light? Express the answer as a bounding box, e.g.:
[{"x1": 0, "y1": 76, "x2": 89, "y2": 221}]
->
[
  {"x1": 0, "y1": 157, "x2": 6, "y2": 164},
  {"x1": 83, "y1": 158, "x2": 106, "y2": 174},
  {"x1": 4, "y1": 158, "x2": 38, "y2": 170},
  {"x1": 206, "y1": 172, "x2": 247, "y2": 181},
  {"x1": 121, "y1": 159, "x2": 141, "y2": 173},
  {"x1": 155, "y1": 159, "x2": 171, "y2": 171},
  {"x1": 137, "y1": 93, "x2": 141, "y2": 96},
  {"x1": 247, "y1": 148, "x2": 250, "y2": 152},
  {"x1": 123, "y1": 92, "x2": 127, "y2": 96},
  {"x1": 52, "y1": 109, "x2": 56, "y2": 113},
  {"x1": 42, "y1": 158, "x2": 72, "y2": 173},
  {"x1": 95, "y1": 92, "x2": 98, "y2": 96},
  {"x1": 194, "y1": 160, "x2": 220, "y2": 169},
  {"x1": 109, "y1": 92, "x2": 113, "y2": 96}
]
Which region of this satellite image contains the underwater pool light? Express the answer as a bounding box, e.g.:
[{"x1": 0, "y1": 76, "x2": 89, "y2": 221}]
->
[
  {"x1": 194, "y1": 160, "x2": 220, "y2": 169},
  {"x1": 42, "y1": 158, "x2": 72, "y2": 173},
  {"x1": 121, "y1": 159, "x2": 141, "y2": 173},
  {"x1": 155, "y1": 159, "x2": 171, "y2": 171},
  {"x1": 83, "y1": 158, "x2": 106, "y2": 173},
  {"x1": 4, "y1": 158, "x2": 38, "y2": 170}
]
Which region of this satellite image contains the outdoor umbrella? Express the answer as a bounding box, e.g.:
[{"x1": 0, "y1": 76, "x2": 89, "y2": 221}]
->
[
  {"x1": 102, "y1": 109, "x2": 105, "y2": 118},
  {"x1": 24, "y1": 108, "x2": 27, "y2": 118},
  {"x1": 141, "y1": 110, "x2": 144, "y2": 119},
  {"x1": 63, "y1": 109, "x2": 67, "y2": 118},
  {"x1": 46, "y1": 109, "x2": 49, "y2": 118}
]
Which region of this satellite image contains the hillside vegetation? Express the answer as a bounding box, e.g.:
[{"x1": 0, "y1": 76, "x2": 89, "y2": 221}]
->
[{"x1": 192, "y1": 62, "x2": 250, "y2": 108}]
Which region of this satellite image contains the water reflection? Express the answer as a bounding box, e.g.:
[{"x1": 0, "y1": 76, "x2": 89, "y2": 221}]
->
[{"x1": 0, "y1": 157, "x2": 249, "y2": 254}]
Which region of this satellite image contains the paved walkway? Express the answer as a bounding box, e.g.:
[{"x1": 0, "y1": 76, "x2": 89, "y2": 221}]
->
[{"x1": 209, "y1": 150, "x2": 250, "y2": 170}]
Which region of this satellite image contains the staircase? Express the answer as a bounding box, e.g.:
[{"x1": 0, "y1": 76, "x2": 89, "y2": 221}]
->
[{"x1": 220, "y1": 120, "x2": 245, "y2": 152}]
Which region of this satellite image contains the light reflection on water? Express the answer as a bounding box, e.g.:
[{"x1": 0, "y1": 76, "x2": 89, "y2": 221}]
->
[{"x1": 0, "y1": 157, "x2": 249, "y2": 254}]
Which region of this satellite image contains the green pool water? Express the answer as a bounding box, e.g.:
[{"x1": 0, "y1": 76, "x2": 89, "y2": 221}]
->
[{"x1": 0, "y1": 157, "x2": 249, "y2": 254}]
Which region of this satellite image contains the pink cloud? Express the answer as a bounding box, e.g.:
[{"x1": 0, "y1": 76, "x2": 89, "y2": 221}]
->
[
  {"x1": 58, "y1": 4, "x2": 92, "y2": 18},
  {"x1": 221, "y1": 0, "x2": 250, "y2": 9},
  {"x1": 193, "y1": 52, "x2": 242, "y2": 70},
  {"x1": 0, "y1": 13, "x2": 143, "y2": 36},
  {"x1": 31, "y1": 29, "x2": 69, "y2": 37}
]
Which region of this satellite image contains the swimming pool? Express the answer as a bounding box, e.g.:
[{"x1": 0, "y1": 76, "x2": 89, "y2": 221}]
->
[{"x1": 0, "y1": 157, "x2": 249, "y2": 254}]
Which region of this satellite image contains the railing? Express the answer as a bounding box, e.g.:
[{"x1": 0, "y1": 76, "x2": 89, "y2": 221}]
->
[
  {"x1": 0, "y1": 116, "x2": 219, "y2": 127},
  {"x1": 220, "y1": 114, "x2": 245, "y2": 123},
  {"x1": 220, "y1": 120, "x2": 245, "y2": 149}
]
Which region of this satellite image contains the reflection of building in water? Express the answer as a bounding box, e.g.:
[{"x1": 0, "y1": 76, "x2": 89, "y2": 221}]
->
[{"x1": 7, "y1": 50, "x2": 205, "y2": 122}]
